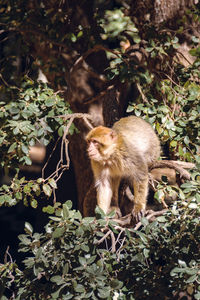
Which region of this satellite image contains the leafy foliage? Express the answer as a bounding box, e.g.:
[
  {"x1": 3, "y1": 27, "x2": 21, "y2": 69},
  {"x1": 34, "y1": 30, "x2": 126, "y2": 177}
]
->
[
  {"x1": 100, "y1": 9, "x2": 140, "y2": 44},
  {"x1": 0, "y1": 80, "x2": 73, "y2": 171},
  {"x1": 0, "y1": 192, "x2": 199, "y2": 299},
  {"x1": 0, "y1": 175, "x2": 60, "y2": 210},
  {"x1": 0, "y1": 80, "x2": 75, "y2": 208},
  {"x1": 127, "y1": 78, "x2": 200, "y2": 162}
]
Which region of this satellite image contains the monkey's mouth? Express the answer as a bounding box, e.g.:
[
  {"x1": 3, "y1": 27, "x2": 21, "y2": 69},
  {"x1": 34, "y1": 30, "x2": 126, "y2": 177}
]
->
[
  {"x1": 88, "y1": 151, "x2": 98, "y2": 160},
  {"x1": 88, "y1": 153, "x2": 96, "y2": 158}
]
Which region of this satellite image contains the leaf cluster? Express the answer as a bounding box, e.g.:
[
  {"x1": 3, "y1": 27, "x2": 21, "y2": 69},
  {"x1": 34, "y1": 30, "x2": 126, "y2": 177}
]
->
[
  {"x1": 0, "y1": 192, "x2": 199, "y2": 299},
  {"x1": 0, "y1": 80, "x2": 75, "y2": 208},
  {"x1": 0, "y1": 176, "x2": 58, "y2": 210},
  {"x1": 0, "y1": 80, "x2": 73, "y2": 172},
  {"x1": 128, "y1": 78, "x2": 200, "y2": 163}
]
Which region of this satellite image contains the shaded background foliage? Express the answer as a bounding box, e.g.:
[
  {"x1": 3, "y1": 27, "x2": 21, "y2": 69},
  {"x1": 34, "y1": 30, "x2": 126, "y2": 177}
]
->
[{"x1": 0, "y1": 0, "x2": 199, "y2": 299}]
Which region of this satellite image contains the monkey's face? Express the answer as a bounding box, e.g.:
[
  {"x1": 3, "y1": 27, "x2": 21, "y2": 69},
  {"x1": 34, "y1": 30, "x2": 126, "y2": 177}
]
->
[{"x1": 86, "y1": 126, "x2": 117, "y2": 162}]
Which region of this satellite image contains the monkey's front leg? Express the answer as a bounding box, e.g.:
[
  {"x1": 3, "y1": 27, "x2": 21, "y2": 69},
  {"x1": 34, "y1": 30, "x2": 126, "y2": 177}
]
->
[
  {"x1": 96, "y1": 179, "x2": 113, "y2": 214},
  {"x1": 109, "y1": 177, "x2": 121, "y2": 217},
  {"x1": 132, "y1": 176, "x2": 149, "y2": 221}
]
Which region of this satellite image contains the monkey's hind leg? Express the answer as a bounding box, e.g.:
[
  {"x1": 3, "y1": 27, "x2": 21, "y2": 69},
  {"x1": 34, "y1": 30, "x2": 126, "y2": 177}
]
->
[{"x1": 132, "y1": 177, "x2": 149, "y2": 221}]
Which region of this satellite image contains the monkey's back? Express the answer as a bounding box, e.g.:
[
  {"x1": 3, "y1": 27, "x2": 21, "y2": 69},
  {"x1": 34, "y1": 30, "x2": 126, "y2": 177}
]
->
[{"x1": 113, "y1": 116, "x2": 160, "y2": 167}]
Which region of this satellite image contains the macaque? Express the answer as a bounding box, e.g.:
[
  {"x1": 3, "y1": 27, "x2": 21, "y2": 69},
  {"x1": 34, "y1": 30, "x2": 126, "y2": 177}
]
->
[{"x1": 86, "y1": 116, "x2": 160, "y2": 218}]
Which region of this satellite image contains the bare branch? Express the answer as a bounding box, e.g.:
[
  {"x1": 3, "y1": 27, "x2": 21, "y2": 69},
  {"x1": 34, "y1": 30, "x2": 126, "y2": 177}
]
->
[
  {"x1": 110, "y1": 231, "x2": 116, "y2": 253},
  {"x1": 150, "y1": 160, "x2": 195, "y2": 180},
  {"x1": 4, "y1": 246, "x2": 13, "y2": 264},
  {"x1": 43, "y1": 112, "x2": 93, "y2": 185},
  {"x1": 95, "y1": 230, "x2": 111, "y2": 245}
]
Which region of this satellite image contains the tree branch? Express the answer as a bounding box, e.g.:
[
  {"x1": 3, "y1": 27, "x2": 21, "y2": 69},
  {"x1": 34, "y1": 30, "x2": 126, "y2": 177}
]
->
[{"x1": 150, "y1": 160, "x2": 195, "y2": 180}]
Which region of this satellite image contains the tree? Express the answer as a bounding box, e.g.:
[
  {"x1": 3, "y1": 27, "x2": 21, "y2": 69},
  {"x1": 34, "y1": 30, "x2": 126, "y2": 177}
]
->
[{"x1": 0, "y1": 0, "x2": 199, "y2": 299}]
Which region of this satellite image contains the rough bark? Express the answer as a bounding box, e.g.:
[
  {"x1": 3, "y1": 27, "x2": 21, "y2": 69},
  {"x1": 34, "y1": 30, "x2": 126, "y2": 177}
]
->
[{"x1": 129, "y1": 0, "x2": 197, "y2": 30}]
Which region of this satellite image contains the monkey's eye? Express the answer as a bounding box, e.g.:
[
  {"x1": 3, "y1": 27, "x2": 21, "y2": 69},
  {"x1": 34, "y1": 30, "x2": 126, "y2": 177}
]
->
[{"x1": 92, "y1": 140, "x2": 100, "y2": 146}]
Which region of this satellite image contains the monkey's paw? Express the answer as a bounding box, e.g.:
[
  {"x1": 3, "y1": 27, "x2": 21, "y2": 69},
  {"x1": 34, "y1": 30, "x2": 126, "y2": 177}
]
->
[{"x1": 131, "y1": 209, "x2": 145, "y2": 223}]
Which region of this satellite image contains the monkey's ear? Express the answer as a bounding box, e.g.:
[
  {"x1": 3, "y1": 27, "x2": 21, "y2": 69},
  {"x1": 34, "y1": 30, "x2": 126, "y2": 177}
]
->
[{"x1": 110, "y1": 129, "x2": 117, "y2": 140}]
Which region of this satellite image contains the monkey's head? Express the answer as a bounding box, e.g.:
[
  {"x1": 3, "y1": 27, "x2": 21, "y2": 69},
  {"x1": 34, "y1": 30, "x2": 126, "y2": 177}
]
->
[{"x1": 86, "y1": 126, "x2": 118, "y2": 162}]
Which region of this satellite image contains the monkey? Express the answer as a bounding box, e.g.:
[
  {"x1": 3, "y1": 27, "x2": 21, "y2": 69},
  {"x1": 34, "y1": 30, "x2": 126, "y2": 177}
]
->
[{"x1": 86, "y1": 116, "x2": 161, "y2": 219}]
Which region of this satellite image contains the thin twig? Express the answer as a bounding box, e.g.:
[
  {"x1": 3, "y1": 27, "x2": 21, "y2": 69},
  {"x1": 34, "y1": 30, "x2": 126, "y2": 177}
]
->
[
  {"x1": 110, "y1": 231, "x2": 116, "y2": 253},
  {"x1": 42, "y1": 137, "x2": 61, "y2": 179},
  {"x1": 95, "y1": 230, "x2": 111, "y2": 245},
  {"x1": 133, "y1": 209, "x2": 168, "y2": 230},
  {"x1": 116, "y1": 236, "x2": 126, "y2": 259},
  {"x1": 136, "y1": 82, "x2": 149, "y2": 103}
]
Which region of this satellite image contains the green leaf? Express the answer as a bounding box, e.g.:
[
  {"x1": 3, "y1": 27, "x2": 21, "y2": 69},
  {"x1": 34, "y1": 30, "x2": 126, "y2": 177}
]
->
[
  {"x1": 79, "y1": 257, "x2": 86, "y2": 266},
  {"x1": 0, "y1": 194, "x2": 13, "y2": 205},
  {"x1": 166, "y1": 119, "x2": 175, "y2": 130},
  {"x1": 68, "y1": 123, "x2": 76, "y2": 135},
  {"x1": 37, "y1": 128, "x2": 44, "y2": 137},
  {"x1": 21, "y1": 144, "x2": 29, "y2": 154},
  {"x1": 62, "y1": 204, "x2": 69, "y2": 219},
  {"x1": 63, "y1": 263, "x2": 69, "y2": 275},
  {"x1": 48, "y1": 178, "x2": 57, "y2": 189},
  {"x1": 43, "y1": 184, "x2": 52, "y2": 197},
  {"x1": 58, "y1": 125, "x2": 64, "y2": 137},
  {"x1": 170, "y1": 140, "x2": 177, "y2": 147},
  {"x1": 188, "y1": 203, "x2": 198, "y2": 209},
  {"x1": 154, "y1": 190, "x2": 165, "y2": 202},
  {"x1": 80, "y1": 244, "x2": 89, "y2": 252},
  {"x1": 157, "y1": 216, "x2": 167, "y2": 222},
  {"x1": 50, "y1": 275, "x2": 63, "y2": 283},
  {"x1": 141, "y1": 217, "x2": 149, "y2": 226},
  {"x1": 65, "y1": 200, "x2": 73, "y2": 209},
  {"x1": 18, "y1": 234, "x2": 31, "y2": 245},
  {"x1": 43, "y1": 205, "x2": 55, "y2": 214},
  {"x1": 13, "y1": 127, "x2": 20, "y2": 135},
  {"x1": 24, "y1": 156, "x2": 32, "y2": 165},
  {"x1": 110, "y1": 279, "x2": 123, "y2": 289},
  {"x1": 143, "y1": 248, "x2": 150, "y2": 258},
  {"x1": 8, "y1": 142, "x2": 17, "y2": 153},
  {"x1": 74, "y1": 284, "x2": 85, "y2": 293},
  {"x1": 184, "y1": 136, "x2": 190, "y2": 145},
  {"x1": 25, "y1": 222, "x2": 33, "y2": 234},
  {"x1": 30, "y1": 199, "x2": 38, "y2": 208},
  {"x1": 52, "y1": 227, "x2": 65, "y2": 238},
  {"x1": 9, "y1": 106, "x2": 20, "y2": 115},
  {"x1": 37, "y1": 178, "x2": 44, "y2": 184},
  {"x1": 32, "y1": 184, "x2": 40, "y2": 195},
  {"x1": 24, "y1": 184, "x2": 31, "y2": 194},
  {"x1": 178, "y1": 145, "x2": 184, "y2": 156},
  {"x1": 45, "y1": 98, "x2": 55, "y2": 107},
  {"x1": 186, "y1": 274, "x2": 197, "y2": 283},
  {"x1": 16, "y1": 191, "x2": 22, "y2": 200},
  {"x1": 136, "y1": 231, "x2": 148, "y2": 244},
  {"x1": 95, "y1": 206, "x2": 106, "y2": 218}
]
